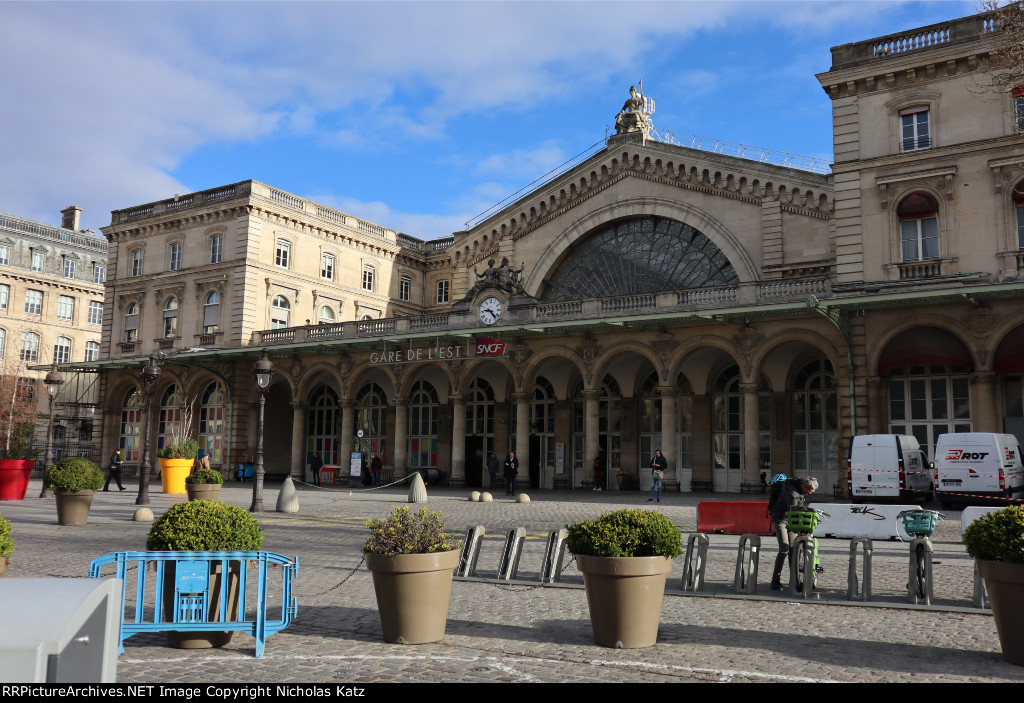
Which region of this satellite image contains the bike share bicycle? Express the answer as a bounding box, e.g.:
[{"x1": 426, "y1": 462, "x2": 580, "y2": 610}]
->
[
  {"x1": 785, "y1": 506, "x2": 830, "y2": 593},
  {"x1": 898, "y1": 509, "x2": 943, "y2": 603}
]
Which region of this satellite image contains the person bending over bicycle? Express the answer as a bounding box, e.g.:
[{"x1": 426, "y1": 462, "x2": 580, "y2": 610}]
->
[{"x1": 768, "y1": 476, "x2": 819, "y2": 590}]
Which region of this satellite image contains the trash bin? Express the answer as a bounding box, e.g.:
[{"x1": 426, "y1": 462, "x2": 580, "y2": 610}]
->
[{"x1": 0, "y1": 578, "x2": 122, "y2": 682}]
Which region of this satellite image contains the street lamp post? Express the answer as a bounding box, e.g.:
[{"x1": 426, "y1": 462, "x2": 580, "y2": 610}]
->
[
  {"x1": 136, "y1": 355, "x2": 161, "y2": 506},
  {"x1": 38, "y1": 363, "x2": 64, "y2": 499},
  {"x1": 250, "y1": 349, "x2": 274, "y2": 513}
]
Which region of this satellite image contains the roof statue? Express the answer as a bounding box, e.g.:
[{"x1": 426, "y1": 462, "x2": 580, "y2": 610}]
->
[
  {"x1": 461, "y1": 257, "x2": 526, "y2": 301},
  {"x1": 614, "y1": 82, "x2": 654, "y2": 136}
]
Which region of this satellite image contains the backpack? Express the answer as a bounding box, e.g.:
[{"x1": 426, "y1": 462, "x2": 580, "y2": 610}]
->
[{"x1": 766, "y1": 474, "x2": 788, "y2": 518}]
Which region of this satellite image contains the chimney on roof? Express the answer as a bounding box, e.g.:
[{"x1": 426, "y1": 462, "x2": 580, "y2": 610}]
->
[{"x1": 61, "y1": 205, "x2": 81, "y2": 231}]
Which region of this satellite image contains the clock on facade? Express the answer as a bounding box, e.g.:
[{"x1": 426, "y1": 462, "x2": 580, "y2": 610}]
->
[{"x1": 478, "y1": 296, "x2": 504, "y2": 325}]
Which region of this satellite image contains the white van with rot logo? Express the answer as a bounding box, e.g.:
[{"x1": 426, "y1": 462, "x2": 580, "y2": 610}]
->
[{"x1": 934, "y1": 433, "x2": 1024, "y2": 509}]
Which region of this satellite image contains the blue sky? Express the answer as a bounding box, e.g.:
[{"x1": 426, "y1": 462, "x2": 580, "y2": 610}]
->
[{"x1": 1, "y1": 0, "x2": 976, "y2": 240}]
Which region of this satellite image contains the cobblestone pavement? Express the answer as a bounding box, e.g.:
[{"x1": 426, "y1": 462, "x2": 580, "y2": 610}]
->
[{"x1": 3, "y1": 478, "x2": 1023, "y2": 683}]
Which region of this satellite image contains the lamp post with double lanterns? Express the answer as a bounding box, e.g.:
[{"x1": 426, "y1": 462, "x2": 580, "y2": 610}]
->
[
  {"x1": 38, "y1": 363, "x2": 64, "y2": 499},
  {"x1": 250, "y1": 349, "x2": 275, "y2": 512},
  {"x1": 136, "y1": 355, "x2": 161, "y2": 506}
]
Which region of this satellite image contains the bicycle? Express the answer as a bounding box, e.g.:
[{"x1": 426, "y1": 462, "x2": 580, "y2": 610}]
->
[
  {"x1": 898, "y1": 509, "x2": 943, "y2": 600},
  {"x1": 785, "y1": 506, "x2": 830, "y2": 593}
]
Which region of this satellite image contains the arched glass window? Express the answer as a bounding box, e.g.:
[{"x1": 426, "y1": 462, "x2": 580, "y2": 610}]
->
[
  {"x1": 271, "y1": 295, "x2": 290, "y2": 329},
  {"x1": 306, "y1": 386, "x2": 339, "y2": 467},
  {"x1": 199, "y1": 382, "x2": 225, "y2": 463},
  {"x1": 571, "y1": 375, "x2": 622, "y2": 479},
  {"x1": 20, "y1": 331, "x2": 39, "y2": 362},
  {"x1": 408, "y1": 380, "x2": 439, "y2": 469},
  {"x1": 157, "y1": 385, "x2": 184, "y2": 452},
  {"x1": 792, "y1": 359, "x2": 838, "y2": 490},
  {"x1": 531, "y1": 376, "x2": 556, "y2": 470},
  {"x1": 124, "y1": 302, "x2": 139, "y2": 342},
  {"x1": 318, "y1": 306, "x2": 335, "y2": 323},
  {"x1": 712, "y1": 365, "x2": 770, "y2": 493},
  {"x1": 898, "y1": 192, "x2": 939, "y2": 262},
  {"x1": 53, "y1": 336, "x2": 71, "y2": 364},
  {"x1": 356, "y1": 383, "x2": 387, "y2": 460},
  {"x1": 888, "y1": 365, "x2": 971, "y2": 458},
  {"x1": 163, "y1": 297, "x2": 178, "y2": 338},
  {"x1": 119, "y1": 389, "x2": 142, "y2": 463},
  {"x1": 203, "y1": 291, "x2": 220, "y2": 333}
]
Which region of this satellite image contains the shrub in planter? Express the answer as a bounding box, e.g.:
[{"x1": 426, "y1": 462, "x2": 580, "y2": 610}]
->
[
  {"x1": 567, "y1": 509, "x2": 682, "y2": 649},
  {"x1": 147, "y1": 500, "x2": 264, "y2": 649},
  {"x1": 157, "y1": 439, "x2": 200, "y2": 461},
  {"x1": 184, "y1": 467, "x2": 224, "y2": 502},
  {"x1": 46, "y1": 457, "x2": 105, "y2": 526},
  {"x1": 0, "y1": 512, "x2": 12, "y2": 576},
  {"x1": 963, "y1": 505, "x2": 1024, "y2": 665},
  {"x1": 363, "y1": 507, "x2": 462, "y2": 644}
]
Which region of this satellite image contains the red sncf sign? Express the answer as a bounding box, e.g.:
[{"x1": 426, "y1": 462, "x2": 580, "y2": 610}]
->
[{"x1": 476, "y1": 337, "x2": 506, "y2": 357}]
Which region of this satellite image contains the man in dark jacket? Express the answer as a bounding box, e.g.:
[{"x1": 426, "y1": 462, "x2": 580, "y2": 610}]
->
[
  {"x1": 503, "y1": 451, "x2": 520, "y2": 496},
  {"x1": 770, "y1": 476, "x2": 819, "y2": 590}
]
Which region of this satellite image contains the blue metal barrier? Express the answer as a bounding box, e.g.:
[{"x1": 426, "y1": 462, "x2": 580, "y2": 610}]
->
[{"x1": 88, "y1": 551, "x2": 298, "y2": 657}]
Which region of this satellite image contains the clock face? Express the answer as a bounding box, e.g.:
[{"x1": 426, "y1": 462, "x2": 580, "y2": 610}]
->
[{"x1": 478, "y1": 297, "x2": 503, "y2": 325}]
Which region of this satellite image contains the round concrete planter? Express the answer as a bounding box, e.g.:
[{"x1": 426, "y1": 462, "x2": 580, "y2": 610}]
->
[
  {"x1": 978, "y1": 560, "x2": 1024, "y2": 666},
  {"x1": 365, "y1": 548, "x2": 461, "y2": 644},
  {"x1": 158, "y1": 458, "x2": 192, "y2": 494},
  {"x1": 54, "y1": 489, "x2": 96, "y2": 526},
  {"x1": 575, "y1": 554, "x2": 673, "y2": 648},
  {"x1": 185, "y1": 484, "x2": 221, "y2": 502}
]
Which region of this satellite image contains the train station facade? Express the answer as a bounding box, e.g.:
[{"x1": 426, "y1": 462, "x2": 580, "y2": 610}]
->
[{"x1": 85, "y1": 9, "x2": 1024, "y2": 495}]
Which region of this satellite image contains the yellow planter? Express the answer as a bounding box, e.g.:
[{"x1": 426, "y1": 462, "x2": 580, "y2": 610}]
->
[{"x1": 158, "y1": 458, "x2": 192, "y2": 494}]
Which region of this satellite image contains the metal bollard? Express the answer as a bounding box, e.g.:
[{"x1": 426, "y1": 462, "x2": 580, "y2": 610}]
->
[
  {"x1": 732, "y1": 534, "x2": 761, "y2": 594},
  {"x1": 790, "y1": 535, "x2": 818, "y2": 599},
  {"x1": 540, "y1": 528, "x2": 568, "y2": 583},
  {"x1": 907, "y1": 536, "x2": 934, "y2": 605},
  {"x1": 497, "y1": 527, "x2": 526, "y2": 581},
  {"x1": 682, "y1": 533, "x2": 709, "y2": 592},
  {"x1": 847, "y1": 538, "x2": 872, "y2": 601},
  {"x1": 457, "y1": 526, "x2": 486, "y2": 577},
  {"x1": 973, "y1": 561, "x2": 989, "y2": 609}
]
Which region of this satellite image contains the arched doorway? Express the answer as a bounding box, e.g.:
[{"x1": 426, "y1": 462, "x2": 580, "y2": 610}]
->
[{"x1": 792, "y1": 359, "x2": 838, "y2": 490}]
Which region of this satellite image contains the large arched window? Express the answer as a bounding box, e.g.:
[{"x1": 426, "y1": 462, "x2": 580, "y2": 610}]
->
[
  {"x1": 531, "y1": 376, "x2": 556, "y2": 471},
  {"x1": 20, "y1": 332, "x2": 39, "y2": 362},
  {"x1": 792, "y1": 359, "x2": 838, "y2": 490},
  {"x1": 356, "y1": 383, "x2": 387, "y2": 460},
  {"x1": 408, "y1": 380, "x2": 438, "y2": 469},
  {"x1": 157, "y1": 385, "x2": 184, "y2": 452},
  {"x1": 119, "y1": 389, "x2": 142, "y2": 463},
  {"x1": 898, "y1": 192, "x2": 939, "y2": 262},
  {"x1": 306, "y1": 386, "x2": 339, "y2": 467},
  {"x1": 53, "y1": 336, "x2": 71, "y2": 364},
  {"x1": 271, "y1": 295, "x2": 290, "y2": 329},
  {"x1": 572, "y1": 375, "x2": 622, "y2": 480},
  {"x1": 712, "y1": 365, "x2": 770, "y2": 493},
  {"x1": 198, "y1": 382, "x2": 225, "y2": 464},
  {"x1": 541, "y1": 216, "x2": 738, "y2": 302},
  {"x1": 888, "y1": 365, "x2": 971, "y2": 458}
]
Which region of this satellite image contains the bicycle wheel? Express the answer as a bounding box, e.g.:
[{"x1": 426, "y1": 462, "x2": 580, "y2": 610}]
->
[
  {"x1": 914, "y1": 543, "x2": 928, "y2": 599},
  {"x1": 794, "y1": 544, "x2": 807, "y2": 593}
]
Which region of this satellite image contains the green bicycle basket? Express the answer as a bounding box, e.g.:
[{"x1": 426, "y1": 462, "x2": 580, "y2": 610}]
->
[
  {"x1": 898, "y1": 510, "x2": 939, "y2": 537},
  {"x1": 786, "y1": 507, "x2": 820, "y2": 534}
]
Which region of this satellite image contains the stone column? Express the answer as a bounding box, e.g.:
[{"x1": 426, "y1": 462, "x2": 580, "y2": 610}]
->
[
  {"x1": 340, "y1": 400, "x2": 354, "y2": 476},
  {"x1": 740, "y1": 383, "x2": 760, "y2": 492},
  {"x1": 657, "y1": 386, "x2": 678, "y2": 490},
  {"x1": 971, "y1": 373, "x2": 998, "y2": 433},
  {"x1": 583, "y1": 389, "x2": 600, "y2": 489},
  {"x1": 393, "y1": 396, "x2": 408, "y2": 479},
  {"x1": 866, "y1": 376, "x2": 886, "y2": 435},
  {"x1": 450, "y1": 395, "x2": 466, "y2": 487},
  {"x1": 290, "y1": 401, "x2": 307, "y2": 480},
  {"x1": 513, "y1": 392, "x2": 530, "y2": 484}
]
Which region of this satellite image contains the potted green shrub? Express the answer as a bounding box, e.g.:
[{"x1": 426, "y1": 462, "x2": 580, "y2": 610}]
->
[
  {"x1": 157, "y1": 400, "x2": 198, "y2": 494},
  {"x1": 45, "y1": 457, "x2": 105, "y2": 526},
  {"x1": 0, "y1": 512, "x2": 13, "y2": 576},
  {"x1": 566, "y1": 508, "x2": 682, "y2": 648},
  {"x1": 963, "y1": 505, "x2": 1024, "y2": 665},
  {"x1": 185, "y1": 467, "x2": 224, "y2": 502},
  {"x1": 363, "y1": 506, "x2": 462, "y2": 644},
  {"x1": 147, "y1": 500, "x2": 264, "y2": 649}
]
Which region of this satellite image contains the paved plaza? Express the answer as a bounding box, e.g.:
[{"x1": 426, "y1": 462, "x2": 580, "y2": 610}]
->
[{"x1": 3, "y1": 478, "x2": 1024, "y2": 683}]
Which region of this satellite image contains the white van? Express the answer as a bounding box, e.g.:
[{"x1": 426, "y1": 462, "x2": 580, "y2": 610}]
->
[
  {"x1": 934, "y1": 433, "x2": 1024, "y2": 509},
  {"x1": 849, "y1": 434, "x2": 931, "y2": 502}
]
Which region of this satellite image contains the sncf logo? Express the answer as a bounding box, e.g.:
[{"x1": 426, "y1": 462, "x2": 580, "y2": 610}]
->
[
  {"x1": 475, "y1": 337, "x2": 506, "y2": 357},
  {"x1": 944, "y1": 449, "x2": 989, "y2": 461}
]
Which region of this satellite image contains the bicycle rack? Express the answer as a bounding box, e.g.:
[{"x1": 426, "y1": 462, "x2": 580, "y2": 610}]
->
[
  {"x1": 732, "y1": 534, "x2": 761, "y2": 594},
  {"x1": 907, "y1": 536, "x2": 934, "y2": 605},
  {"x1": 973, "y1": 561, "x2": 989, "y2": 609},
  {"x1": 789, "y1": 535, "x2": 819, "y2": 599},
  {"x1": 846, "y1": 538, "x2": 872, "y2": 601},
  {"x1": 540, "y1": 528, "x2": 567, "y2": 583},
  {"x1": 497, "y1": 528, "x2": 526, "y2": 581},
  {"x1": 681, "y1": 533, "x2": 709, "y2": 592},
  {"x1": 456, "y1": 526, "x2": 486, "y2": 577}
]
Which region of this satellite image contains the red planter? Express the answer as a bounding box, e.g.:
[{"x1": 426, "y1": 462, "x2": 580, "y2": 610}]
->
[{"x1": 0, "y1": 459, "x2": 36, "y2": 501}]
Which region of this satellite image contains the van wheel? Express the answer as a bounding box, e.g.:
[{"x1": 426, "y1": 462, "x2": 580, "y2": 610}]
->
[{"x1": 939, "y1": 500, "x2": 953, "y2": 510}]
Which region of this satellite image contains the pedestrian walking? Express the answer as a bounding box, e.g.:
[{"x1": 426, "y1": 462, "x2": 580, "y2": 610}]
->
[
  {"x1": 310, "y1": 452, "x2": 324, "y2": 486},
  {"x1": 647, "y1": 449, "x2": 666, "y2": 502},
  {"x1": 104, "y1": 449, "x2": 126, "y2": 491},
  {"x1": 503, "y1": 450, "x2": 519, "y2": 496}
]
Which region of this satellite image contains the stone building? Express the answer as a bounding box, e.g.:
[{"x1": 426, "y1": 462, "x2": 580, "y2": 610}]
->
[
  {"x1": 83, "y1": 8, "x2": 1024, "y2": 495},
  {"x1": 0, "y1": 207, "x2": 106, "y2": 458}
]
